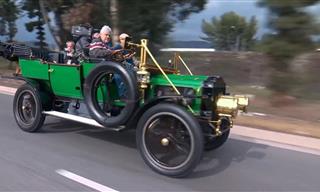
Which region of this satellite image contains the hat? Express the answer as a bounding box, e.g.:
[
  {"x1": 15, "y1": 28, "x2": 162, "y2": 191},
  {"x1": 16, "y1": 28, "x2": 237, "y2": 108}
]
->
[
  {"x1": 100, "y1": 25, "x2": 112, "y2": 34},
  {"x1": 119, "y1": 33, "x2": 129, "y2": 40}
]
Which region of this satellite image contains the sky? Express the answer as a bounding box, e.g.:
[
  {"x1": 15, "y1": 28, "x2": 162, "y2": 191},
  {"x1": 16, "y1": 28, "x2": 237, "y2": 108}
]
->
[
  {"x1": 1, "y1": 0, "x2": 319, "y2": 45},
  {"x1": 169, "y1": 0, "x2": 268, "y2": 41},
  {"x1": 169, "y1": 0, "x2": 320, "y2": 41}
]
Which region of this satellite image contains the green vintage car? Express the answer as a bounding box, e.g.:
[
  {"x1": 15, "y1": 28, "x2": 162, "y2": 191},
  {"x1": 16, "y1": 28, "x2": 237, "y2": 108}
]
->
[{"x1": 1, "y1": 38, "x2": 248, "y2": 177}]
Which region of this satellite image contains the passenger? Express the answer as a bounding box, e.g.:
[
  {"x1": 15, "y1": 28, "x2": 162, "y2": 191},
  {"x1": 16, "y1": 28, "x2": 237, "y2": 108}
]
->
[
  {"x1": 64, "y1": 41, "x2": 76, "y2": 64},
  {"x1": 92, "y1": 32, "x2": 100, "y2": 39},
  {"x1": 88, "y1": 25, "x2": 113, "y2": 58},
  {"x1": 75, "y1": 23, "x2": 92, "y2": 58}
]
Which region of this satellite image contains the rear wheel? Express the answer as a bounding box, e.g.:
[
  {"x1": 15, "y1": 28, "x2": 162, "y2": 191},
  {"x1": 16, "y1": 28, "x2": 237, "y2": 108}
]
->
[
  {"x1": 136, "y1": 103, "x2": 203, "y2": 177},
  {"x1": 13, "y1": 84, "x2": 46, "y2": 132}
]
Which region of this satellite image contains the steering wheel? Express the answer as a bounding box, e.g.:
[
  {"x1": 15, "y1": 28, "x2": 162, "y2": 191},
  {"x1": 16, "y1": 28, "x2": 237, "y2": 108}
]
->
[{"x1": 111, "y1": 49, "x2": 135, "y2": 63}]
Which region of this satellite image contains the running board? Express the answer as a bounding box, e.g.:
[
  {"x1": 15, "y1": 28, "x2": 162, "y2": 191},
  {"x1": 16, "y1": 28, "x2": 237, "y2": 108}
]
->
[{"x1": 43, "y1": 111, "x2": 124, "y2": 131}]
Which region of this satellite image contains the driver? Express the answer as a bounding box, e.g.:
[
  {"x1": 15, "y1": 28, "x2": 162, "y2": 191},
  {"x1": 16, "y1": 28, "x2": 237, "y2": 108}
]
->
[
  {"x1": 111, "y1": 33, "x2": 136, "y2": 99},
  {"x1": 112, "y1": 33, "x2": 134, "y2": 65},
  {"x1": 89, "y1": 25, "x2": 113, "y2": 58}
]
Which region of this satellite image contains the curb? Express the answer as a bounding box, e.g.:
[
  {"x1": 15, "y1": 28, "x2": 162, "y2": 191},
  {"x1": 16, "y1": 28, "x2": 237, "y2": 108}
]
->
[
  {"x1": 0, "y1": 85, "x2": 16, "y2": 95},
  {"x1": 232, "y1": 125, "x2": 320, "y2": 154}
]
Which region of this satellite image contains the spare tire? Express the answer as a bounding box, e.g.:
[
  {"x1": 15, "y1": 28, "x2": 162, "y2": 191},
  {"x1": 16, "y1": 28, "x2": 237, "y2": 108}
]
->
[{"x1": 84, "y1": 61, "x2": 138, "y2": 127}]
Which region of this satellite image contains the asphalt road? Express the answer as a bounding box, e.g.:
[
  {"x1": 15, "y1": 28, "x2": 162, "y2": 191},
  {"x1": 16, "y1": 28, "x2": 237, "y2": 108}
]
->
[{"x1": 1, "y1": 93, "x2": 320, "y2": 191}]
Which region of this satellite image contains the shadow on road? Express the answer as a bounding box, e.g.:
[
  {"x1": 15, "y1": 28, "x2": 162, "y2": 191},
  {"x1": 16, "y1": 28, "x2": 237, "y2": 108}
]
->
[
  {"x1": 78, "y1": 129, "x2": 137, "y2": 149},
  {"x1": 40, "y1": 118, "x2": 269, "y2": 179},
  {"x1": 190, "y1": 138, "x2": 268, "y2": 178}
]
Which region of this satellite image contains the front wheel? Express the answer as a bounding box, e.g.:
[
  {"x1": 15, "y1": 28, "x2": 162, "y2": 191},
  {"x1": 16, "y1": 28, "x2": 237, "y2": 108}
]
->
[
  {"x1": 13, "y1": 84, "x2": 46, "y2": 132},
  {"x1": 204, "y1": 130, "x2": 230, "y2": 151},
  {"x1": 136, "y1": 103, "x2": 204, "y2": 177},
  {"x1": 201, "y1": 118, "x2": 231, "y2": 151}
]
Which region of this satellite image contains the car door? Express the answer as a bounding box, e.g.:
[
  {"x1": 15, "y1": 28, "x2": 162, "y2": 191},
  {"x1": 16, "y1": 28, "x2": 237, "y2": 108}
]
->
[{"x1": 48, "y1": 63, "x2": 83, "y2": 99}]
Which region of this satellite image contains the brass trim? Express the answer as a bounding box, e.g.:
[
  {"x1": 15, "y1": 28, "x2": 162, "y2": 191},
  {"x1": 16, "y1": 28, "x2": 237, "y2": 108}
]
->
[
  {"x1": 178, "y1": 55, "x2": 193, "y2": 75},
  {"x1": 142, "y1": 43, "x2": 195, "y2": 114},
  {"x1": 129, "y1": 39, "x2": 196, "y2": 114},
  {"x1": 235, "y1": 95, "x2": 249, "y2": 112}
]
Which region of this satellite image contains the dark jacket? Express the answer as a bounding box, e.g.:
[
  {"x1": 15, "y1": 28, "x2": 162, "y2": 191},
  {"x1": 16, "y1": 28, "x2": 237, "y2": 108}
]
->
[
  {"x1": 75, "y1": 36, "x2": 90, "y2": 57},
  {"x1": 89, "y1": 38, "x2": 112, "y2": 58}
]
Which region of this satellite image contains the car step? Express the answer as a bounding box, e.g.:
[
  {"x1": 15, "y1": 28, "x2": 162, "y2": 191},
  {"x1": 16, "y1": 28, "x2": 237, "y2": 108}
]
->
[{"x1": 43, "y1": 111, "x2": 124, "y2": 131}]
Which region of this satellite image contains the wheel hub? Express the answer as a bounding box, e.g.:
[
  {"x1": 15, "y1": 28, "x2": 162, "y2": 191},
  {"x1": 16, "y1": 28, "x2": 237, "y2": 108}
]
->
[{"x1": 161, "y1": 138, "x2": 169, "y2": 146}]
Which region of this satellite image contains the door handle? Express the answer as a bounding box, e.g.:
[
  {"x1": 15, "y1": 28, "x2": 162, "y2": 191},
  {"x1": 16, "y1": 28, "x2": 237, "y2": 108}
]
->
[{"x1": 48, "y1": 69, "x2": 54, "y2": 73}]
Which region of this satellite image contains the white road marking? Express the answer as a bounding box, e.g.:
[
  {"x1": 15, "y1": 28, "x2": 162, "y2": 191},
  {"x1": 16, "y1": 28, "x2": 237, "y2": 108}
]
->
[{"x1": 56, "y1": 169, "x2": 119, "y2": 192}]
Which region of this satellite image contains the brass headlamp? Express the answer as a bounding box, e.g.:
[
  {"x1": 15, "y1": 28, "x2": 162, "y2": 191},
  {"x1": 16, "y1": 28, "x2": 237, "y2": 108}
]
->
[
  {"x1": 235, "y1": 95, "x2": 249, "y2": 112},
  {"x1": 216, "y1": 96, "x2": 239, "y2": 117},
  {"x1": 216, "y1": 95, "x2": 249, "y2": 118}
]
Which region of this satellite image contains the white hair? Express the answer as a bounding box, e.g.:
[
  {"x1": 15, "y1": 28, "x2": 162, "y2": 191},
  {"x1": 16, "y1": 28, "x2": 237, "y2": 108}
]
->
[{"x1": 100, "y1": 25, "x2": 112, "y2": 34}]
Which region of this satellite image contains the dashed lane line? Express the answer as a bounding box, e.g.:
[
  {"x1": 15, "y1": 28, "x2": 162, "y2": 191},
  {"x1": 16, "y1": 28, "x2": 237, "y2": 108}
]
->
[{"x1": 56, "y1": 169, "x2": 119, "y2": 192}]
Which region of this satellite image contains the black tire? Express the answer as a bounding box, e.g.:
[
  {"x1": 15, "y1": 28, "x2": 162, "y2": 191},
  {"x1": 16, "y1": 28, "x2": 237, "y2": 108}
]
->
[
  {"x1": 201, "y1": 119, "x2": 230, "y2": 151},
  {"x1": 13, "y1": 84, "x2": 46, "y2": 132},
  {"x1": 84, "y1": 61, "x2": 138, "y2": 127},
  {"x1": 204, "y1": 130, "x2": 230, "y2": 151},
  {"x1": 136, "y1": 103, "x2": 204, "y2": 177}
]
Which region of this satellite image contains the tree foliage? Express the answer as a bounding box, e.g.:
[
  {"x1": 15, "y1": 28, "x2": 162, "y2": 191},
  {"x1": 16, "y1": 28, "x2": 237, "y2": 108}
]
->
[
  {"x1": 259, "y1": 0, "x2": 320, "y2": 94},
  {"x1": 1, "y1": 0, "x2": 207, "y2": 49},
  {"x1": 201, "y1": 11, "x2": 257, "y2": 51},
  {"x1": 0, "y1": 0, "x2": 19, "y2": 41},
  {"x1": 31, "y1": 0, "x2": 208, "y2": 49},
  {"x1": 21, "y1": 0, "x2": 48, "y2": 49}
]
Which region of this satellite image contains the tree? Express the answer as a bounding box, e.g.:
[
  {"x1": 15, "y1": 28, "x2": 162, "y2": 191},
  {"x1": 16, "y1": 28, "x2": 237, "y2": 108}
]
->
[
  {"x1": 0, "y1": 0, "x2": 19, "y2": 41},
  {"x1": 92, "y1": 0, "x2": 208, "y2": 47},
  {"x1": 259, "y1": 0, "x2": 320, "y2": 95},
  {"x1": 21, "y1": 0, "x2": 48, "y2": 49},
  {"x1": 201, "y1": 11, "x2": 257, "y2": 51},
  {"x1": 37, "y1": 0, "x2": 207, "y2": 49}
]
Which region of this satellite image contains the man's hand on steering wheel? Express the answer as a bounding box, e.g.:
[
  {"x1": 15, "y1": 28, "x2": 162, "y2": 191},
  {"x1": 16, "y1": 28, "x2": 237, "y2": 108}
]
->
[{"x1": 111, "y1": 49, "x2": 135, "y2": 63}]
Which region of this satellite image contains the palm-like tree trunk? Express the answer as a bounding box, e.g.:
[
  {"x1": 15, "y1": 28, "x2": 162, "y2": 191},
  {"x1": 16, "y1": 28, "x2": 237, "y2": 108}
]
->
[
  {"x1": 38, "y1": 0, "x2": 62, "y2": 49},
  {"x1": 110, "y1": 0, "x2": 119, "y2": 44}
]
